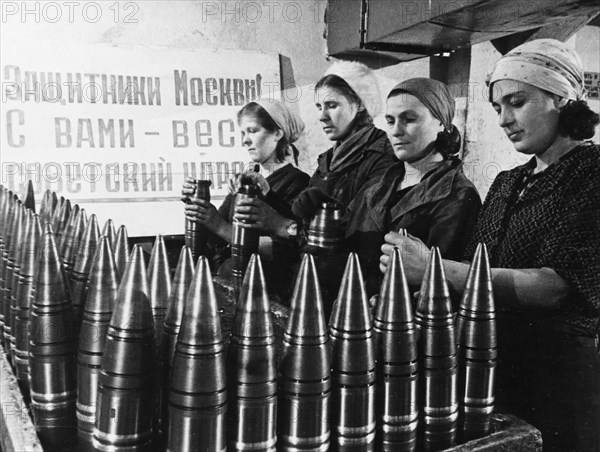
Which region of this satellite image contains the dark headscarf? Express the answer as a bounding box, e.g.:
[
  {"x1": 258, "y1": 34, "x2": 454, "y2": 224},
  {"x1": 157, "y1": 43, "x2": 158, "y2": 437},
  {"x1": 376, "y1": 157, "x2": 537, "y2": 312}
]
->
[{"x1": 388, "y1": 78, "x2": 455, "y2": 131}]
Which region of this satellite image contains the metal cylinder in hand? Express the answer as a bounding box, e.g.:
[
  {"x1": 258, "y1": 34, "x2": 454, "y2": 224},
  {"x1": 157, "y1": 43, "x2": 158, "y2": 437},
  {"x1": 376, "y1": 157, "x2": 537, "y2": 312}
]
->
[
  {"x1": 307, "y1": 201, "x2": 345, "y2": 250},
  {"x1": 185, "y1": 179, "x2": 212, "y2": 261},
  {"x1": 231, "y1": 184, "x2": 261, "y2": 302}
]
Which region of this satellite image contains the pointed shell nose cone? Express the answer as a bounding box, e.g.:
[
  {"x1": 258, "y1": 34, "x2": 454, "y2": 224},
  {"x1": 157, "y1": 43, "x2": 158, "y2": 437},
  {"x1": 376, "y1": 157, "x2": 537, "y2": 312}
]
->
[
  {"x1": 164, "y1": 245, "x2": 195, "y2": 329},
  {"x1": 281, "y1": 253, "x2": 330, "y2": 381},
  {"x1": 234, "y1": 253, "x2": 273, "y2": 338},
  {"x1": 59, "y1": 204, "x2": 80, "y2": 259},
  {"x1": 8, "y1": 201, "x2": 24, "y2": 257},
  {"x1": 416, "y1": 247, "x2": 453, "y2": 323},
  {"x1": 84, "y1": 236, "x2": 119, "y2": 315},
  {"x1": 109, "y1": 244, "x2": 153, "y2": 334},
  {"x1": 178, "y1": 256, "x2": 222, "y2": 346},
  {"x1": 73, "y1": 214, "x2": 100, "y2": 274},
  {"x1": 47, "y1": 191, "x2": 58, "y2": 224},
  {"x1": 148, "y1": 235, "x2": 173, "y2": 308},
  {"x1": 101, "y1": 219, "x2": 117, "y2": 248},
  {"x1": 375, "y1": 247, "x2": 414, "y2": 327},
  {"x1": 39, "y1": 189, "x2": 51, "y2": 221},
  {"x1": 55, "y1": 198, "x2": 72, "y2": 236},
  {"x1": 456, "y1": 242, "x2": 497, "y2": 352},
  {"x1": 34, "y1": 223, "x2": 71, "y2": 308},
  {"x1": 62, "y1": 208, "x2": 88, "y2": 269},
  {"x1": 148, "y1": 234, "x2": 172, "y2": 337},
  {"x1": 286, "y1": 253, "x2": 328, "y2": 341},
  {"x1": 13, "y1": 206, "x2": 31, "y2": 269},
  {"x1": 0, "y1": 189, "x2": 8, "y2": 236},
  {"x1": 459, "y1": 243, "x2": 495, "y2": 316},
  {"x1": 20, "y1": 213, "x2": 42, "y2": 281},
  {"x1": 24, "y1": 180, "x2": 36, "y2": 212},
  {"x1": 329, "y1": 252, "x2": 372, "y2": 333},
  {"x1": 114, "y1": 225, "x2": 130, "y2": 277},
  {"x1": 162, "y1": 245, "x2": 195, "y2": 366}
]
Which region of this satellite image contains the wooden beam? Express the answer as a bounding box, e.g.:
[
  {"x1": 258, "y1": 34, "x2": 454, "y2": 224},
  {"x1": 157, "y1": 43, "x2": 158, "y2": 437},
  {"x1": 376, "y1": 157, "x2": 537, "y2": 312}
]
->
[
  {"x1": 527, "y1": 12, "x2": 599, "y2": 41},
  {"x1": 0, "y1": 347, "x2": 44, "y2": 452}
]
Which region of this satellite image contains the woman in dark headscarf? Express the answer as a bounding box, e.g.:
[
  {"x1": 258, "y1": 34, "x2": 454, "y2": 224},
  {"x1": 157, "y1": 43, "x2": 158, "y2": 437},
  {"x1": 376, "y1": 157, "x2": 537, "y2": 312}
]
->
[
  {"x1": 381, "y1": 39, "x2": 600, "y2": 451},
  {"x1": 346, "y1": 78, "x2": 481, "y2": 296}
]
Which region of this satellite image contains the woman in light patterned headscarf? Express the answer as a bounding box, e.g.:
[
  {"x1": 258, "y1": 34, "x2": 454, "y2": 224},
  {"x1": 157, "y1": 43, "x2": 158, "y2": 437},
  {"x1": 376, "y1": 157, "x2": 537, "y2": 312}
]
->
[
  {"x1": 182, "y1": 99, "x2": 310, "y2": 302},
  {"x1": 381, "y1": 39, "x2": 600, "y2": 451}
]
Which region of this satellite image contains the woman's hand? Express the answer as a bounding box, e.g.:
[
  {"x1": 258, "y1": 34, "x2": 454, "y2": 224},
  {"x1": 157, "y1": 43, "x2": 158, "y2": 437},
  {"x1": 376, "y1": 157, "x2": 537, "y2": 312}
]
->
[
  {"x1": 380, "y1": 232, "x2": 431, "y2": 285},
  {"x1": 229, "y1": 170, "x2": 271, "y2": 196},
  {"x1": 239, "y1": 171, "x2": 270, "y2": 196},
  {"x1": 181, "y1": 177, "x2": 197, "y2": 202},
  {"x1": 233, "y1": 198, "x2": 288, "y2": 237},
  {"x1": 184, "y1": 198, "x2": 225, "y2": 232},
  {"x1": 292, "y1": 188, "x2": 344, "y2": 219}
]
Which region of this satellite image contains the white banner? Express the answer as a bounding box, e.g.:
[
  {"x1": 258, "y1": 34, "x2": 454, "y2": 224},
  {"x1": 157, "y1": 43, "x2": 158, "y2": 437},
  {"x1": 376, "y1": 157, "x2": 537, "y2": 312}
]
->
[{"x1": 1, "y1": 38, "x2": 281, "y2": 236}]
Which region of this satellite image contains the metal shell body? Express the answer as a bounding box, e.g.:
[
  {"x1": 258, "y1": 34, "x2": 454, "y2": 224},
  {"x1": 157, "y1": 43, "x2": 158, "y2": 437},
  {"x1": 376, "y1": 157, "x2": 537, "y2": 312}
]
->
[
  {"x1": 306, "y1": 202, "x2": 345, "y2": 250},
  {"x1": 14, "y1": 211, "x2": 42, "y2": 392},
  {"x1": 185, "y1": 179, "x2": 212, "y2": 260},
  {"x1": 8, "y1": 204, "x2": 26, "y2": 364},
  {"x1": 29, "y1": 224, "x2": 77, "y2": 451},
  {"x1": 148, "y1": 234, "x2": 173, "y2": 340},
  {"x1": 0, "y1": 189, "x2": 6, "y2": 349},
  {"x1": 93, "y1": 245, "x2": 155, "y2": 452},
  {"x1": 158, "y1": 245, "x2": 194, "y2": 438},
  {"x1": 77, "y1": 236, "x2": 119, "y2": 449},
  {"x1": 374, "y1": 248, "x2": 418, "y2": 452},
  {"x1": 2, "y1": 201, "x2": 22, "y2": 358},
  {"x1": 329, "y1": 253, "x2": 376, "y2": 449},
  {"x1": 228, "y1": 254, "x2": 277, "y2": 451},
  {"x1": 168, "y1": 256, "x2": 227, "y2": 452},
  {"x1": 455, "y1": 243, "x2": 497, "y2": 441},
  {"x1": 231, "y1": 185, "x2": 261, "y2": 300},
  {"x1": 0, "y1": 192, "x2": 14, "y2": 348},
  {"x1": 60, "y1": 208, "x2": 87, "y2": 279},
  {"x1": 415, "y1": 247, "x2": 458, "y2": 451},
  {"x1": 114, "y1": 225, "x2": 130, "y2": 277},
  {"x1": 280, "y1": 254, "x2": 331, "y2": 452},
  {"x1": 70, "y1": 214, "x2": 100, "y2": 324}
]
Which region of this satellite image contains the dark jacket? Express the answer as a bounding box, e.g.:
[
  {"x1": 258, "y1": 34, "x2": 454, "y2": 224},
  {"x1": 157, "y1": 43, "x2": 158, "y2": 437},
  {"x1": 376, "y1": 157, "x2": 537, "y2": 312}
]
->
[
  {"x1": 298, "y1": 125, "x2": 403, "y2": 316},
  {"x1": 214, "y1": 164, "x2": 310, "y2": 303},
  {"x1": 346, "y1": 158, "x2": 481, "y2": 295},
  {"x1": 463, "y1": 144, "x2": 600, "y2": 452},
  {"x1": 308, "y1": 125, "x2": 403, "y2": 208}
]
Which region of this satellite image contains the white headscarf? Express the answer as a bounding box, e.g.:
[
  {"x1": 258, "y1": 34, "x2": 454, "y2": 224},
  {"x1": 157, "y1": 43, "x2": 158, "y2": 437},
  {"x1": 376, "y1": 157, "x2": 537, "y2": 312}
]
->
[
  {"x1": 254, "y1": 99, "x2": 305, "y2": 144},
  {"x1": 488, "y1": 39, "x2": 586, "y2": 101}
]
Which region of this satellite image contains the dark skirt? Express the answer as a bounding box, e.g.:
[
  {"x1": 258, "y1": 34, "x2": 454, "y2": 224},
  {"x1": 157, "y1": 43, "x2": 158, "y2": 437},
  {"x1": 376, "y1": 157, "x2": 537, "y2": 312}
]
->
[{"x1": 496, "y1": 312, "x2": 600, "y2": 452}]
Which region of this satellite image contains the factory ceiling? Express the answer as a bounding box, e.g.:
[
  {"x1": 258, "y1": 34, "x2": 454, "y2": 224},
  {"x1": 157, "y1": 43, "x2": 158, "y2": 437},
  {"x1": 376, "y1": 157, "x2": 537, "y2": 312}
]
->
[{"x1": 326, "y1": 0, "x2": 600, "y2": 67}]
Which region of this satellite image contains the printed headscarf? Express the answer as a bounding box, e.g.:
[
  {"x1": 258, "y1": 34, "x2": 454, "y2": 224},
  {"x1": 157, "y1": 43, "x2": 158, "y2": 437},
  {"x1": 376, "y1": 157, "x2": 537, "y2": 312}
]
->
[
  {"x1": 387, "y1": 78, "x2": 455, "y2": 131},
  {"x1": 487, "y1": 39, "x2": 585, "y2": 101},
  {"x1": 254, "y1": 98, "x2": 305, "y2": 143}
]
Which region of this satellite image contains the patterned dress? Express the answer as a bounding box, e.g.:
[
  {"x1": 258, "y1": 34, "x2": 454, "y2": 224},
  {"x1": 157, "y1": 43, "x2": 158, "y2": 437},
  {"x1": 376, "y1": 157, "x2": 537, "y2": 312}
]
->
[{"x1": 464, "y1": 143, "x2": 600, "y2": 452}]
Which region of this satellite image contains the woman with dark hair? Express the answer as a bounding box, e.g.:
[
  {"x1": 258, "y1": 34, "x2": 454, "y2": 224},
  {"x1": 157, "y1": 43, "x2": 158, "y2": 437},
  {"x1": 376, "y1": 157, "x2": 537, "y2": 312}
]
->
[
  {"x1": 292, "y1": 60, "x2": 403, "y2": 219},
  {"x1": 381, "y1": 39, "x2": 600, "y2": 451},
  {"x1": 346, "y1": 78, "x2": 481, "y2": 295},
  {"x1": 183, "y1": 99, "x2": 309, "y2": 301},
  {"x1": 287, "y1": 61, "x2": 403, "y2": 313}
]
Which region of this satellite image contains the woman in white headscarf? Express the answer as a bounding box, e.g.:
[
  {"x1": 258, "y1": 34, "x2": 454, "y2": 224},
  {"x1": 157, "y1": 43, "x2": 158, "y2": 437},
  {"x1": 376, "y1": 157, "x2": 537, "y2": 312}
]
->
[
  {"x1": 183, "y1": 99, "x2": 309, "y2": 301},
  {"x1": 381, "y1": 39, "x2": 600, "y2": 451},
  {"x1": 290, "y1": 61, "x2": 405, "y2": 315}
]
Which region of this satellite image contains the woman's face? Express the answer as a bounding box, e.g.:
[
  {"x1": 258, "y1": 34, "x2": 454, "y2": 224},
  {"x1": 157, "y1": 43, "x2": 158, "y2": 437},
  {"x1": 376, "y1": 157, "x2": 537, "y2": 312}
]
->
[
  {"x1": 315, "y1": 86, "x2": 360, "y2": 142},
  {"x1": 491, "y1": 79, "x2": 561, "y2": 155},
  {"x1": 239, "y1": 115, "x2": 282, "y2": 164},
  {"x1": 385, "y1": 93, "x2": 444, "y2": 163}
]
